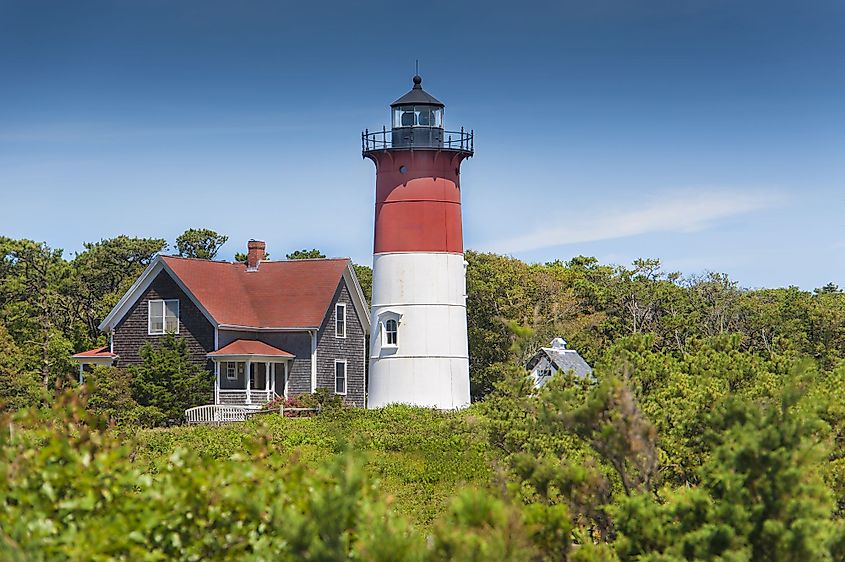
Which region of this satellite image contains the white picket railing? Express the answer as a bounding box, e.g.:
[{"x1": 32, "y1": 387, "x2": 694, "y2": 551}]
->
[
  {"x1": 185, "y1": 405, "x2": 252, "y2": 425},
  {"x1": 217, "y1": 389, "x2": 275, "y2": 406}
]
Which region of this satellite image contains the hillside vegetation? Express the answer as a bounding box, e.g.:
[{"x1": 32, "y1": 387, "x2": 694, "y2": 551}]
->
[
  {"x1": 133, "y1": 406, "x2": 493, "y2": 527},
  {"x1": 3, "y1": 231, "x2": 845, "y2": 559}
]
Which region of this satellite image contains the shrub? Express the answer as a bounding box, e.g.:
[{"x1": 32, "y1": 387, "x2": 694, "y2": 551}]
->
[
  {"x1": 297, "y1": 387, "x2": 344, "y2": 410},
  {"x1": 0, "y1": 323, "x2": 45, "y2": 412},
  {"x1": 85, "y1": 365, "x2": 162, "y2": 427},
  {"x1": 130, "y1": 334, "x2": 212, "y2": 425},
  {"x1": 263, "y1": 394, "x2": 316, "y2": 417},
  {"x1": 0, "y1": 394, "x2": 559, "y2": 561}
]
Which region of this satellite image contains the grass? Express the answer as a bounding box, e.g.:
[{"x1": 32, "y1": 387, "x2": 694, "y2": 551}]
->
[{"x1": 131, "y1": 405, "x2": 497, "y2": 527}]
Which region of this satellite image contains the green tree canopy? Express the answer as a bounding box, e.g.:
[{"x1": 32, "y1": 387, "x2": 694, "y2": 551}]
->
[
  {"x1": 174, "y1": 228, "x2": 228, "y2": 260},
  {"x1": 130, "y1": 334, "x2": 212, "y2": 424},
  {"x1": 614, "y1": 379, "x2": 839, "y2": 561},
  {"x1": 286, "y1": 249, "x2": 326, "y2": 260},
  {"x1": 71, "y1": 235, "x2": 167, "y2": 339}
]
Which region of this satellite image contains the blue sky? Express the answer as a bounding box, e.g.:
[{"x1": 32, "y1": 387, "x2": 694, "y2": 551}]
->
[{"x1": 1, "y1": 0, "x2": 842, "y2": 289}]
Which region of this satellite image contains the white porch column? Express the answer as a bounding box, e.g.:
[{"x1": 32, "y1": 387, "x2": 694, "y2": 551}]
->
[
  {"x1": 245, "y1": 359, "x2": 252, "y2": 404},
  {"x1": 214, "y1": 361, "x2": 220, "y2": 405},
  {"x1": 78, "y1": 363, "x2": 84, "y2": 384},
  {"x1": 265, "y1": 361, "x2": 270, "y2": 399},
  {"x1": 284, "y1": 361, "x2": 289, "y2": 398},
  {"x1": 310, "y1": 330, "x2": 317, "y2": 392},
  {"x1": 270, "y1": 363, "x2": 276, "y2": 396}
]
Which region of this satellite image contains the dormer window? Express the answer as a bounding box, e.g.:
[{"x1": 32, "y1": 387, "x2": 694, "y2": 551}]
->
[
  {"x1": 148, "y1": 299, "x2": 179, "y2": 335},
  {"x1": 376, "y1": 310, "x2": 402, "y2": 352}
]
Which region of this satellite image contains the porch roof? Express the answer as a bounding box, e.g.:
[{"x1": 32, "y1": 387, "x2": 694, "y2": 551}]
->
[
  {"x1": 208, "y1": 339, "x2": 294, "y2": 359},
  {"x1": 72, "y1": 346, "x2": 118, "y2": 360}
]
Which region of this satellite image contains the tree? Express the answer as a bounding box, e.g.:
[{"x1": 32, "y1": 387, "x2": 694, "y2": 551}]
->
[
  {"x1": 130, "y1": 334, "x2": 212, "y2": 424},
  {"x1": 286, "y1": 249, "x2": 326, "y2": 260},
  {"x1": 0, "y1": 322, "x2": 44, "y2": 412},
  {"x1": 613, "y1": 379, "x2": 840, "y2": 561},
  {"x1": 0, "y1": 237, "x2": 77, "y2": 388},
  {"x1": 71, "y1": 235, "x2": 167, "y2": 339},
  {"x1": 352, "y1": 263, "x2": 372, "y2": 305},
  {"x1": 85, "y1": 366, "x2": 159, "y2": 427},
  {"x1": 174, "y1": 228, "x2": 228, "y2": 260}
]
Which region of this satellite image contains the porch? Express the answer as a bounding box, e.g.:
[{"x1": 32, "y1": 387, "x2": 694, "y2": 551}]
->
[
  {"x1": 71, "y1": 346, "x2": 118, "y2": 383},
  {"x1": 208, "y1": 339, "x2": 295, "y2": 409}
]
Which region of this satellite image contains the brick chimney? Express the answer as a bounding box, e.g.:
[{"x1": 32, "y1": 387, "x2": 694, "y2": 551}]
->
[{"x1": 247, "y1": 240, "x2": 265, "y2": 270}]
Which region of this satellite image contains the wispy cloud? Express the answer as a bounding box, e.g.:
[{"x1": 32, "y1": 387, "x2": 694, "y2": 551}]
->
[{"x1": 480, "y1": 190, "x2": 784, "y2": 254}]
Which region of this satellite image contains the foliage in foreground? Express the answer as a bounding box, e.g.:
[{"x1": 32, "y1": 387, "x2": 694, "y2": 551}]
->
[
  {"x1": 479, "y1": 340, "x2": 845, "y2": 561},
  {"x1": 0, "y1": 396, "x2": 557, "y2": 561},
  {"x1": 5, "y1": 353, "x2": 845, "y2": 561},
  {"x1": 132, "y1": 404, "x2": 493, "y2": 528}
]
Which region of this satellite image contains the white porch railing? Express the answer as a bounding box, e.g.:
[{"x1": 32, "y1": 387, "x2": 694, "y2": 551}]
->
[
  {"x1": 217, "y1": 390, "x2": 276, "y2": 407},
  {"x1": 185, "y1": 405, "x2": 252, "y2": 425}
]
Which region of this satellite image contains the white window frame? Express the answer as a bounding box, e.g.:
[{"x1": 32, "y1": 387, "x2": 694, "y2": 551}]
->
[
  {"x1": 335, "y1": 303, "x2": 347, "y2": 339},
  {"x1": 148, "y1": 299, "x2": 179, "y2": 335},
  {"x1": 334, "y1": 359, "x2": 347, "y2": 395},
  {"x1": 383, "y1": 319, "x2": 398, "y2": 348},
  {"x1": 226, "y1": 362, "x2": 237, "y2": 381}
]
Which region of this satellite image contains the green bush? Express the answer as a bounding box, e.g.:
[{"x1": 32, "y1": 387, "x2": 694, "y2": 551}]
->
[
  {"x1": 130, "y1": 334, "x2": 212, "y2": 425},
  {"x1": 85, "y1": 365, "x2": 162, "y2": 427},
  {"x1": 0, "y1": 395, "x2": 567, "y2": 561}
]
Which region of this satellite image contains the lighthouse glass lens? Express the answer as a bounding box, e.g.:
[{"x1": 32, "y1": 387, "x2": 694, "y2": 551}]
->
[
  {"x1": 417, "y1": 106, "x2": 431, "y2": 126},
  {"x1": 433, "y1": 108, "x2": 443, "y2": 128},
  {"x1": 400, "y1": 107, "x2": 415, "y2": 127}
]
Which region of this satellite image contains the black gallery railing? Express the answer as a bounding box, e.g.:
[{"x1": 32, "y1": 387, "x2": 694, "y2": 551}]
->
[{"x1": 362, "y1": 127, "x2": 474, "y2": 154}]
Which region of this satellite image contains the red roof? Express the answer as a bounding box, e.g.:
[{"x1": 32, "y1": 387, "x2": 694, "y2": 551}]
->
[
  {"x1": 161, "y1": 256, "x2": 348, "y2": 329},
  {"x1": 72, "y1": 346, "x2": 118, "y2": 359},
  {"x1": 208, "y1": 339, "x2": 295, "y2": 357}
]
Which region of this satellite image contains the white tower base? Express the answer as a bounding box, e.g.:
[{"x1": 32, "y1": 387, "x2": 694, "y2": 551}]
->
[{"x1": 368, "y1": 252, "x2": 470, "y2": 410}]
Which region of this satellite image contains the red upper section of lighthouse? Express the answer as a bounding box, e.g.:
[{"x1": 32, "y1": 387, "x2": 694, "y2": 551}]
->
[
  {"x1": 368, "y1": 150, "x2": 469, "y2": 254},
  {"x1": 363, "y1": 75, "x2": 473, "y2": 255}
]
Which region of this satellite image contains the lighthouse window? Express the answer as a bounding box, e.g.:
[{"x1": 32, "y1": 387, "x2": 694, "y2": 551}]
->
[
  {"x1": 399, "y1": 107, "x2": 415, "y2": 127},
  {"x1": 393, "y1": 106, "x2": 443, "y2": 128},
  {"x1": 417, "y1": 107, "x2": 432, "y2": 126},
  {"x1": 384, "y1": 319, "x2": 398, "y2": 346},
  {"x1": 432, "y1": 108, "x2": 443, "y2": 127}
]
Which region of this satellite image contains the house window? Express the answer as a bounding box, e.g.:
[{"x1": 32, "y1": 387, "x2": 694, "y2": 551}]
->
[
  {"x1": 226, "y1": 362, "x2": 237, "y2": 381},
  {"x1": 148, "y1": 299, "x2": 179, "y2": 335},
  {"x1": 335, "y1": 360, "x2": 347, "y2": 395},
  {"x1": 384, "y1": 319, "x2": 398, "y2": 346},
  {"x1": 335, "y1": 303, "x2": 346, "y2": 338}
]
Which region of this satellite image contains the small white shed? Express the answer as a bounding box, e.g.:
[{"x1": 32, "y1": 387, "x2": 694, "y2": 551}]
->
[{"x1": 525, "y1": 338, "x2": 592, "y2": 388}]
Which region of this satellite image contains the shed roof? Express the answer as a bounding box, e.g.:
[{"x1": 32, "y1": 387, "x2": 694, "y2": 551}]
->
[{"x1": 526, "y1": 347, "x2": 593, "y2": 378}]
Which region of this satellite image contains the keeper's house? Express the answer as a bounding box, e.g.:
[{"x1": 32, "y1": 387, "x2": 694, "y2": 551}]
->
[{"x1": 72, "y1": 240, "x2": 369, "y2": 408}]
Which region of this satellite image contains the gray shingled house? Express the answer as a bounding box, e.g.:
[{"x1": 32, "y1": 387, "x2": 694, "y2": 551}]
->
[{"x1": 72, "y1": 240, "x2": 369, "y2": 409}]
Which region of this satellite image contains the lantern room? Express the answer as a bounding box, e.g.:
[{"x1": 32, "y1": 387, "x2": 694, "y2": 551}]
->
[
  {"x1": 362, "y1": 75, "x2": 473, "y2": 153},
  {"x1": 390, "y1": 75, "x2": 445, "y2": 148}
]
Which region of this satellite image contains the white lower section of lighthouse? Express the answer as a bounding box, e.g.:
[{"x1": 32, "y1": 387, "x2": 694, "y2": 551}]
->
[{"x1": 368, "y1": 252, "x2": 471, "y2": 410}]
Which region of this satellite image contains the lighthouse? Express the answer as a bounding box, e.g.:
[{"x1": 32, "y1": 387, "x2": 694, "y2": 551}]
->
[{"x1": 362, "y1": 75, "x2": 473, "y2": 410}]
